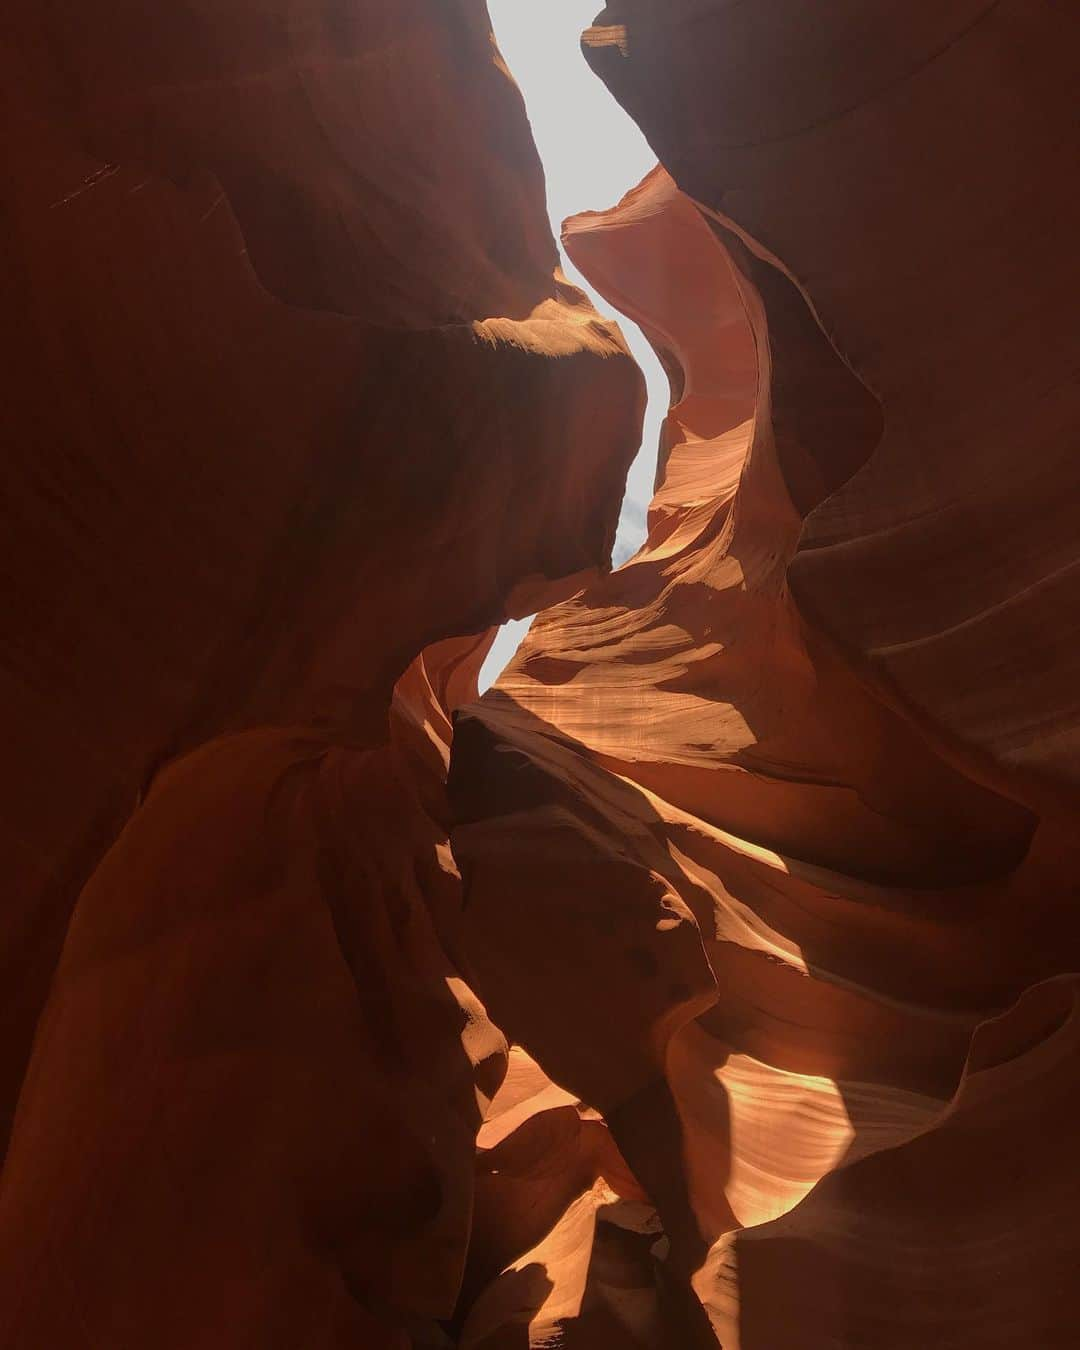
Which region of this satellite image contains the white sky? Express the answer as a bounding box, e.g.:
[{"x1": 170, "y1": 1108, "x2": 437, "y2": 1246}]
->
[{"x1": 478, "y1": 0, "x2": 666, "y2": 690}]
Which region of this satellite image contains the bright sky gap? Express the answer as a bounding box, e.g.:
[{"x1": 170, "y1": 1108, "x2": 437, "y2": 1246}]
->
[{"x1": 477, "y1": 0, "x2": 666, "y2": 692}]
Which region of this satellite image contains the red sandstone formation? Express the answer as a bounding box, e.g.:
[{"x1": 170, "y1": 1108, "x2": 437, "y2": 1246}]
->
[
  {"x1": 0, "y1": 635, "x2": 509, "y2": 1348},
  {"x1": 3, "y1": 2, "x2": 1079, "y2": 1347},
  {"x1": 447, "y1": 4, "x2": 1080, "y2": 1345},
  {"x1": 583, "y1": 0, "x2": 1080, "y2": 803},
  {"x1": 0, "y1": 2, "x2": 642, "y2": 1343}
]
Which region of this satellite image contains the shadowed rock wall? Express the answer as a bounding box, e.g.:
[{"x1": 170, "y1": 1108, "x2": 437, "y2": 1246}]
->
[
  {"x1": 0, "y1": 2, "x2": 642, "y2": 1343},
  {"x1": 3, "y1": 2, "x2": 1079, "y2": 1347},
  {"x1": 446, "y1": 4, "x2": 1080, "y2": 1346}
]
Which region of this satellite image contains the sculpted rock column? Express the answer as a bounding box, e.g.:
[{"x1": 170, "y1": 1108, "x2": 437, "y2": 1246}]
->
[
  {"x1": 0, "y1": 3, "x2": 642, "y2": 1343},
  {"x1": 450, "y1": 34, "x2": 1080, "y2": 1330}
]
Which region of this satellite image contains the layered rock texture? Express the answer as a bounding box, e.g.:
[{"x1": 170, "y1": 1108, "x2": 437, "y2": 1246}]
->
[
  {"x1": 1, "y1": 2, "x2": 642, "y2": 1342},
  {"x1": 3, "y1": 2, "x2": 1079, "y2": 1347},
  {"x1": 452, "y1": 1, "x2": 1080, "y2": 1344}
]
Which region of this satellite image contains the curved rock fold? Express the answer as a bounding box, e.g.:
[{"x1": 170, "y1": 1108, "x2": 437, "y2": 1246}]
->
[{"x1": 2, "y1": 3, "x2": 1078, "y2": 1347}]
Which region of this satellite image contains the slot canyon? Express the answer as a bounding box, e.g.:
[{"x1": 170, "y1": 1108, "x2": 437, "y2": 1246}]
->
[{"x1": 3, "y1": 2, "x2": 1080, "y2": 1346}]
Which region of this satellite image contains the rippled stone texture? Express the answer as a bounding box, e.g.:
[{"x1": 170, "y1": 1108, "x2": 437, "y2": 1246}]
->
[
  {"x1": 450, "y1": 5, "x2": 1080, "y2": 1338},
  {"x1": 584, "y1": 0, "x2": 1080, "y2": 798},
  {"x1": 4, "y1": 3, "x2": 1079, "y2": 1346},
  {"x1": 0, "y1": 2, "x2": 641, "y2": 1343}
]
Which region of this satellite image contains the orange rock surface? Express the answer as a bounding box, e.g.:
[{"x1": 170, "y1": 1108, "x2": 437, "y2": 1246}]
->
[
  {"x1": 447, "y1": 5, "x2": 1080, "y2": 1345},
  {"x1": 3, "y1": 2, "x2": 1079, "y2": 1347},
  {"x1": 584, "y1": 0, "x2": 1080, "y2": 800},
  {"x1": 0, "y1": 2, "x2": 642, "y2": 1343}
]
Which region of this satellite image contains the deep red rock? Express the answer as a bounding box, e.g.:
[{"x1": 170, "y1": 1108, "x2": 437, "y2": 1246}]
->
[
  {"x1": 4, "y1": 2, "x2": 1080, "y2": 1346},
  {"x1": 583, "y1": 0, "x2": 1080, "y2": 803},
  {"x1": 0, "y1": 2, "x2": 642, "y2": 1342},
  {"x1": 450, "y1": 69, "x2": 1080, "y2": 1344}
]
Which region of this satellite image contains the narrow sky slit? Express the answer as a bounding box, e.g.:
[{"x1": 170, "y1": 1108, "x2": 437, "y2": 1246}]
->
[{"x1": 477, "y1": 0, "x2": 667, "y2": 692}]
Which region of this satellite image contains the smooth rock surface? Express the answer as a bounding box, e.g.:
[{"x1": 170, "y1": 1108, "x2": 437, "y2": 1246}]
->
[
  {"x1": 4, "y1": 3, "x2": 1079, "y2": 1346},
  {"x1": 451, "y1": 136, "x2": 1080, "y2": 1346},
  {"x1": 0, "y1": 3, "x2": 641, "y2": 1342}
]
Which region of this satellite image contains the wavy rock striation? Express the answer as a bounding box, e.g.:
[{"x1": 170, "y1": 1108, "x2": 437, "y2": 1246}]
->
[
  {"x1": 3, "y1": 2, "x2": 1078, "y2": 1347},
  {"x1": 0, "y1": 2, "x2": 642, "y2": 1343},
  {"x1": 449, "y1": 6, "x2": 1080, "y2": 1343}
]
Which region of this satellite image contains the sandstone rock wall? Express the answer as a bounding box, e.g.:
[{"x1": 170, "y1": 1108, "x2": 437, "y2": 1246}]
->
[
  {"x1": 0, "y1": 3, "x2": 642, "y2": 1343},
  {"x1": 2, "y1": 2, "x2": 1078, "y2": 1347},
  {"x1": 448, "y1": 4, "x2": 1080, "y2": 1344}
]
